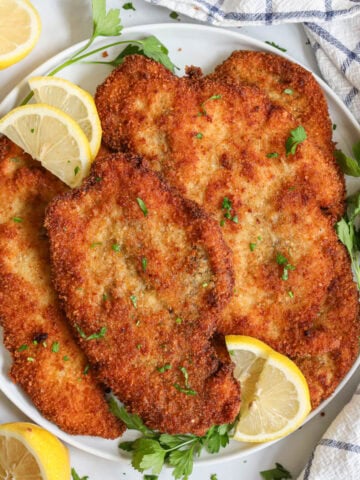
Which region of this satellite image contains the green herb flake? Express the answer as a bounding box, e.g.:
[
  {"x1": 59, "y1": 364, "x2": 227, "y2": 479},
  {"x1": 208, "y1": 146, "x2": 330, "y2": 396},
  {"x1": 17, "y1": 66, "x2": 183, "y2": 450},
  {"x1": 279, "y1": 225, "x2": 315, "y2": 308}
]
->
[
  {"x1": 222, "y1": 197, "x2": 232, "y2": 210},
  {"x1": 195, "y1": 132, "x2": 203, "y2": 139},
  {"x1": 95, "y1": 176, "x2": 102, "y2": 182},
  {"x1": 71, "y1": 467, "x2": 89, "y2": 480},
  {"x1": 249, "y1": 242, "x2": 257, "y2": 251},
  {"x1": 17, "y1": 344, "x2": 28, "y2": 352},
  {"x1": 283, "y1": 88, "x2": 293, "y2": 95},
  {"x1": 333, "y1": 123, "x2": 337, "y2": 130},
  {"x1": 75, "y1": 323, "x2": 87, "y2": 339},
  {"x1": 136, "y1": 343, "x2": 142, "y2": 350},
  {"x1": 141, "y1": 257, "x2": 148, "y2": 271},
  {"x1": 13, "y1": 216, "x2": 23, "y2": 223},
  {"x1": 136, "y1": 197, "x2": 148, "y2": 216},
  {"x1": 112, "y1": 243, "x2": 121, "y2": 252},
  {"x1": 288, "y1": 290, "x2": 294, "y2": 298},
  {"x1": 30, "y1": 128, "x2": 35, "y2": 133},
  {"x1": 51, "y1": 341, "x2": 60, "y2": 353},
  {"x1": 169, "y1": 11, "x2": 179, "y2": 19},
  {"x1": 276, "y1": 253, "x2": 288, "y2": 265},
  {"x1": 84, "y1": 364, "x2": 90, "y2": 375},
  {"x1": 143, "y1": 476, "x2": 159, "y2": 480},
  {"x1": 210, "y1": 475, "x2": 218, "y2": 480},
  {"x1": 175, "y1": 317, "x2": 182, "y2": 324},
  {"x1": 202, "y1": 282, "x2": 209, "y2": 288},
  {"x1": 33, "y1": 340, "x2": 38, "y2": 345},
  {"x1": 265, "y1": 41, "x2": 287, "y2": 52},
  {"x1": 220, "y1": 219, "x2": 225, "y2": 227},
  {"x1": 86, "y1": 326, "x2": 107, "y2": 341},
  {"x1": 102, "y1": 293, "x2": 108, "y2": 301},
  {"x1": 334, "y1": 141, "x2": 360, "y2": 176},
  {"x1": 285, "y1": 126, "x2": 307, "y2": 156},
  {"x1": 157, "y1": 364, "x2": 172, "y2": 373},
  {"x1": 74, "y1": 166, "x2": 80, "y2": 176},
  {"x1": 10, "y1": 157, "x2": 21, "y2": 163},
  {"x1": 136, "y1": 320, "x2": 141, "y2": 327},
  {"x1": 123, "y1": 2, "x2": 135, "y2": 10},
  {"x1": 27, "y1": 357, "x2": 35, "y2": 362},
  {"x1": 267, "y1": 152, "x2": 279, "y2": 158},
  {"x1": 90, "y1": 241, "x2": 102, "y2": 248},
  {"x1": 130, "y1": 295, "x2": 137, "y2": 308},
  {"x1": 173, "y1": 383, "x2": 197, "y2": 396},
  {"x1": 228, "y1": 350, "x2": 235, "y2": 355},
  {"x1": 276, "y1": 253, "x2": 296, "y2": 281},
  {"x1": 232, "y1": 215, "x2": 239, "y2": 224},
  {"x1": 260, "y1": 462, "x2": 292, "y2": 480},
  {"x1": 63, "y1": 355, "x2": 70, "y2": 361}
]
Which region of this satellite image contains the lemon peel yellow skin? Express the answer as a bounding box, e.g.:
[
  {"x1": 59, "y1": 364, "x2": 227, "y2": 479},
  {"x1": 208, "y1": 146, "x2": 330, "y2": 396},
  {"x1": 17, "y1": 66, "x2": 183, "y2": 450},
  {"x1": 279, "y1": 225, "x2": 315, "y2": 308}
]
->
[
  {"x1": 226, "y1": 335, "x2": 311, "y2": 443},
  {"x1": 0, "y1": 0, "x2": 41, "y2": 69},
  {"x1": 0, "y1": 422, "x2": 70, "y2": 480},
  {"x1": 29, "y1": 76, "x2": 102, "y2": 159},
  {"x1": 0, "y1": 103, "x2": 92, "y2": 188}
]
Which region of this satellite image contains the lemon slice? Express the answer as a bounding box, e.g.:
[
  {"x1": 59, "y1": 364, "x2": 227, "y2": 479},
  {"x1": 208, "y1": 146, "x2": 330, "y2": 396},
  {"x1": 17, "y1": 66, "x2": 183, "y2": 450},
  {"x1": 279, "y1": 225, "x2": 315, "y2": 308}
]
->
[
  {"x1": 29, "y1": 76, "x2": 102, "y2": 159},
  {"x1": 226, "y1": 335, "x2": 311, "y2": 443},
  {"x1": 0, "y1": 0, "x2": 41, "y2": 69},
  {"x1": 0, "y1": 104, "x2": 92, "y2": 187},
  {"x1": 0, "y1": 422, "x2": 70, "y2": 479}
]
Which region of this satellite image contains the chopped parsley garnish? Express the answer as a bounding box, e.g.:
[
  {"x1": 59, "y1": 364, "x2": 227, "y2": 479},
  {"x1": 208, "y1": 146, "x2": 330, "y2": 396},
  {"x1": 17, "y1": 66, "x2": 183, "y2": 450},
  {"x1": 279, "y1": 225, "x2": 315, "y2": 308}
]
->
[
  {"x1": 176, "y1": 317, "x2": 182, "y2": 324},
  {"x1": 195, "y1": 132, "x2": 203, "y2": 139},
  {"x1": 202, "y1": 282, "x2": 209, "y2": 288},
  {"x1": 136, "y1": 343, "x2": 142, "y2": 350},
  {"x1": 249, "y1": 242, "x2": 257, "y2": 251},
  {"x1": 333, "y1": 123, "x2": 337, "y2": 130},
  {"x1": 27, "y1": 357, "x2": 35, "y2": 362},
  {"x1": 260, "y1": 462, "x2": 292, "y2": 479},
  {"x1": 130, "y1": 295, "x2": 137, "y2": 308},
  {"x1": 90, "y1": 241, "x2": 102, "y2": 248},
  {"x1": 30, "y1": 128, "x2": 35, "y2": 133},
  {"x1": 265, "y1": 41, "x2": 287, "y2": 52},
  {"x1": 144, "y1": 476, "x2": 159, "y2": 480},
  {"x1": 285, "y1": 126, "x2": 307, "y2": 156},
  {"x1": 136, "y1": 197, "x2": 148, "y2": 216},
  {"x1": 334, "y1": 140, "x2": 360, "y2": 176},
  {"x1": 170, "y1": 11, "x2": 179, "y2": 19},
  {"x1": 51, "y1": 341, "x2": 60, "y2": 353},
  {"x1": 74, "y1": 166, "x2": 80, "y2": 176},
  {"x1": 102, "y1": 293, "x2": 108, "y2": 301},
  {"x1": 221, "y1": 197, "x2": 238, "y2": 225},
  {"x1": 173, "y1": 383, "x2": 197, "y2": 396},
  {"x1": 63, "y1": 355, "x2": 70, "y2": 361},
  {"x1": 199, "y1": 94, "x2": 222, "y2": 115},
  {"x1": 288, "y1": 290, "x2": 294, "y2": 298},
  {"x1": 95, "y1": 176, "x2": 102, "y2": 182},
  {"x1": 109, "y1": 398, "x2": 234, "y2": 479},
  {"x1": 75, "y1": 324, "x2": 107, "y2": 341},
  {"x1": 142, "y1": 257, "x2": 148, "y2": 271},
  {"x1": 122, "y1": 2, "x2": 135, "y2": 10},
  {"x1": 13, "y1": 216, "x2": 23, "y2": 223},
  {"x1": 71, "y1": 468, "x2": 89, "y2": 480},
  {"x1": 112, "y1": 243, "x2": 121, "y2": 252},
  {"x1": 17, "y1": 344, "x2": 28, "y2": 352},
  {"x1": 267, "y1": 152, "x2": 279, "y2": 158},
  {"x1": 276, "y1": 253, "x2": 296, "y2": 281},
  {"x1": 157, "y1": 364, "x2": 172, "y2": 373},
  {"x1": 283, "y1": 88, "x2": 293, "y2": 95},
  {"x1": 84, "y1": 364, "x2": 90, "y2": 375}
]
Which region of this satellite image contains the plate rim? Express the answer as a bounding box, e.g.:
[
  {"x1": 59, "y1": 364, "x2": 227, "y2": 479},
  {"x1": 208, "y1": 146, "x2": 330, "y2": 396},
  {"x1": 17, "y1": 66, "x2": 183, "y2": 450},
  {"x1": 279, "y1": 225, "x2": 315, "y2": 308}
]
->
[{"x1": 0, "y1": 21, "x2": 359, "y2": 465}]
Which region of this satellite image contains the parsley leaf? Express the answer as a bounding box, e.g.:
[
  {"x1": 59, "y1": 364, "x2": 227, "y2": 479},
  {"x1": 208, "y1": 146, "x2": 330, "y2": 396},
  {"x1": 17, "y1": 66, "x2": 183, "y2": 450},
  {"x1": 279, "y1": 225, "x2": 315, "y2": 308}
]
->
[
  {"x1": 260, "y1": 462, "x2": 292, "y2": 479},
  {"x1": 137, "y1": 197, "x2": 148, "y2": 216},
  {"x1": 123, "y1": 2, "x2": 136, "y2": 11},
  {"x1": 86, "y1": 326, "x2": 107, "y2": 341},
  {"x1": 334, "y1": 141, "x2": 360, "y2": 176},
  {"x1": 71, "y1": 468, "x2": 89, "y2": 480},
  {"x1": 92, "y1": 0, "x2": 122, "y2": 37},
  {"x1": 276, "y1": 253, "x2": 295, "y2": 281},
  {"x1": 110, "y1": 400, "x2": 235, "y2": 480},
  {"x1": 285, "y1": 126, "x2": 307, "y2": 156},
  {"x1": 336, "y1": 191, "x2": 360, "y2": 288}
]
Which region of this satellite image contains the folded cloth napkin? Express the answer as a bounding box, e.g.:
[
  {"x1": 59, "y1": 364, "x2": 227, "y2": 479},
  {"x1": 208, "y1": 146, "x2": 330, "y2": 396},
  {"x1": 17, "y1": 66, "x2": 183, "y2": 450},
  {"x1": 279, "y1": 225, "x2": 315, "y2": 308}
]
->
[
  {"x1": 297, "y1": 384, "x2": 360, "y2": 480},
  {"x1": 146, "y1": 0, "x2": 360, "y2": 122}
]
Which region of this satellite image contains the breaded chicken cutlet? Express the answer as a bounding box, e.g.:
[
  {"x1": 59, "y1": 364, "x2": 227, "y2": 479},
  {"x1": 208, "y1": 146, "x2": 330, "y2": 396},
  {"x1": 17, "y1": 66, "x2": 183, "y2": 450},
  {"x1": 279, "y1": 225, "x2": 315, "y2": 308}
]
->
[
  {"x1": 45, "y1": 153, "x2": 240, "y2": 435},
  {"x1": 0, "y1": 136, "x2": 123, "y2": 438},
  {"x1": 94, "y1": 53, "x2": 359, "y2": 408}
]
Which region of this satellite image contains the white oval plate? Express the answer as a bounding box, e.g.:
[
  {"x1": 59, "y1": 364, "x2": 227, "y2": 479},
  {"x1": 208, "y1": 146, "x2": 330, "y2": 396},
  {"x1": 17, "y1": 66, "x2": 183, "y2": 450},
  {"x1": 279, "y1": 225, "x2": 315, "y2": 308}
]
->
[{"x1": 1, "y1": 23, "x2": 359, "y2": 464}]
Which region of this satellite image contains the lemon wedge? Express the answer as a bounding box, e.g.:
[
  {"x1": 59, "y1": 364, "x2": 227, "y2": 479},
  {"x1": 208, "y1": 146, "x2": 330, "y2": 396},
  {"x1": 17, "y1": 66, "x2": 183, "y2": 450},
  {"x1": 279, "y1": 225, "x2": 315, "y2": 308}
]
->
[
  {"x1": 29, "y1": 76, "x2": 102, "y2": 159},
  {"x1": 226, "y1": 335, "x2": 311, "y2": 443},
  {"x1": 0, "y1": 422, "x2": 70, "y2": 479},
  {"x1": 0, "y1": 0, "x2": 41, "y2": 69},
  {"x1": 0, "y1": 104, "x2": 92, "y2": 187}
]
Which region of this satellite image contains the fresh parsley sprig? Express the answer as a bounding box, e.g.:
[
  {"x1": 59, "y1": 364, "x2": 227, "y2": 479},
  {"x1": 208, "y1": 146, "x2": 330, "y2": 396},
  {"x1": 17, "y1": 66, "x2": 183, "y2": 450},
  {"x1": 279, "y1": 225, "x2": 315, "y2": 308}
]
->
[
  {"x1": 334, "y1": 140, "x2": 360, "y2": 177},
  {"x1": 260, "y1": 462, "x2": 292, "y2": 479},
  {"x1": 21, "y1": 0, "x2": 176, "y2": 105},
  {"x1": 109, "y1": 397, "x2": 234, "y2": 480},
  {"x1": 285, "y1": 126, "x2": 307, "y2": 156},
  {"x1": 336, "y1": 191, "x2": 360, "y2": 288},
  {"x1": 71, "y1": 468, "x2": 89, "y2": 480}
]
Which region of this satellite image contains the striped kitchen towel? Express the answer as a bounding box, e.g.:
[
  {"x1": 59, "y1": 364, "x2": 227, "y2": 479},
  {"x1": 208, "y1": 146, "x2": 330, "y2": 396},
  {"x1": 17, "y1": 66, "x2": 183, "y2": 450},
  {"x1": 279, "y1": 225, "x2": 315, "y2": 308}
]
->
[
  {"x1": 146, "y1": 0, "x2": 360, "y2": 123},
  {"x1": 297, "y1": 384, "x2": 360, "y2": 480}
]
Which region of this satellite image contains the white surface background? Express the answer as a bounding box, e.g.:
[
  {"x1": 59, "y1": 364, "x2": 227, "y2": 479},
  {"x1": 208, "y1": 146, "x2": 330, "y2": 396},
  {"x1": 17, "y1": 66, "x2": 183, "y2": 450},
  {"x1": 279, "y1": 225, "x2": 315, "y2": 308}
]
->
[{"x1": 1, "y1": 1, "x2": 359, "y2": 479}]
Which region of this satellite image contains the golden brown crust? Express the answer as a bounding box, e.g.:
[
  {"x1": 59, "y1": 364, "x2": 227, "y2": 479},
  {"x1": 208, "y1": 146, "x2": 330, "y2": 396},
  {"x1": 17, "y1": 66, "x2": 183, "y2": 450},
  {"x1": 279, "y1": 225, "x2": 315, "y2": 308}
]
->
[
  {"x1": 94, "y1": 54, "x2": 359, "y2": 409},
  {"x1": 0, "y1": 136, "x2": 123, "y2": 438},
  {"x1": 45, "y1": 153, "x2": 240, "y2": 435}
]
